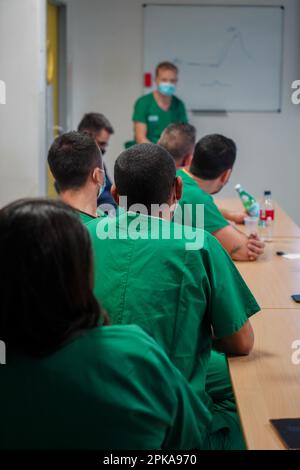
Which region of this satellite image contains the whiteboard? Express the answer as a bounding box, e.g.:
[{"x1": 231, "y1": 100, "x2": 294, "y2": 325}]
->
[{"x1": 143, "y1": 5, "x2": 284, "y2": 112}]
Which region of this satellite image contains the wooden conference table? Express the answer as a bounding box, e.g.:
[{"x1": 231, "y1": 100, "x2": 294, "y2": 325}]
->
[
  {"x1": 216, "y1": 198, "x2": 300, "y2": 450},
  {"x1": 216, "y1": 198, "x2": 300, "y2": 239}
]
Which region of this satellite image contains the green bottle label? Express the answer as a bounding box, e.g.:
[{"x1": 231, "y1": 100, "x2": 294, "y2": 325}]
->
[{"x1": 236, "y1": 186, "x2": 259, "y2": 216}]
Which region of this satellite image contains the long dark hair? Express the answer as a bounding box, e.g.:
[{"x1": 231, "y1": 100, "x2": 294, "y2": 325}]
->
[{"x1": 0, "y1": 198, "x2": 105, "y2": 357}]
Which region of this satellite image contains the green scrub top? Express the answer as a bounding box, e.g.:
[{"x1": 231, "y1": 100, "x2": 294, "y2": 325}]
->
[
  {"x1": 87, "y1": 212, "x2": 259, "y2": 409},
  {"x1": 176, "y1": 168, "x2": 229, "y2": 233},
  {"x1": 132, "y1": 92, "x2": 188, "y2": 143},
  {"x1": 77, "y1": 210, "x2": 97, "y2": 225},
  {"x1": 0, "y1": 325, "x2": 212, "y2": 450},
  {"x1": 77, "y1": 209, "x2": 109, "y2": 225}
]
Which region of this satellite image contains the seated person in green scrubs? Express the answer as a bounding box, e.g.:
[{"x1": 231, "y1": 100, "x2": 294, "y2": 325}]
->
[
  {"x1": 159, "y1": 123, "x2": 246, "y2": 224},
  {"x1": 132, "y1": 61, "x2": 188, "y2": 144},
  {"x1": 87, "y1": 144, "x2": 260, "y2": 449},
  {"x1": 175, "y1": 134, "x2": 265, "y2": 261},
  {"x1": 48, "y1": 132, "x2": 108, "y2": 224},
  {"x1": 0, "y1": 198, "x2": 214, "y2": 450},
  {"x1": 159, "y1": 122, "x2": 196, "y2": 168}
]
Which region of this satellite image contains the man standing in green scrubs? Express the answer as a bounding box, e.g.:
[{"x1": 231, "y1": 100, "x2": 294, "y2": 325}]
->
[
  {"x1": 132, "y1": 62, "x2": 188, "y2": 144},
  {"x1": 87, "y1": 143, "x2": 260, "y2": 450},
  {"x1": 48, "y1": 132, "x2": 108, "y2": 224}
]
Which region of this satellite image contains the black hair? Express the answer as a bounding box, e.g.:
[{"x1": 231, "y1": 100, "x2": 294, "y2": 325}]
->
[
  {"x1": 0, "y1": 198, "x2": 105, "y2": 357},
  {"x1": 48, "y1": 131, "x2": 102, "y2": 191},
  {"x1": 159, "y1": 123, "x2": 196, "y2": 162},
  {"x1": 190, "y1": 134, "x2": 237, "y2": 180},
  {"x1": 114, "y1": 144, "x2": 176, "y2": 210},
  {"x1": 77, "y1": 113, "x2": 114, "y2": 135}
]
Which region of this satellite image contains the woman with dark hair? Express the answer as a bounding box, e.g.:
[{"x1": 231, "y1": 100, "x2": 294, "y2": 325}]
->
[{"x1": 0, "y1": 199, "x2": 212, "y2": 450}]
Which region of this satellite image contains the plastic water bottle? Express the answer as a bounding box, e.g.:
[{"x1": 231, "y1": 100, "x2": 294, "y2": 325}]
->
[
  {"x1": 259, "y1": 190, "x2": 274, "y2": 242},
  {"x1": 262, "y1": 190, "x2": 274, "y2": 221},
  {"x1": 235, "y1": 184, "x2": 260, "y2": 217}
]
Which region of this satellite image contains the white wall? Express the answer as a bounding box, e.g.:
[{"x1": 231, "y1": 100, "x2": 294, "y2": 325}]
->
[
  {"x1": 0, "y1": 0, "x2": 46, "y2": 207},
  {"x1": 66, "y1": 0, "x2": 300, "y2": 223}
]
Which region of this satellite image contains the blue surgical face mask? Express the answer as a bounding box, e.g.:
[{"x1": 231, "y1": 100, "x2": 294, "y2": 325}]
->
[
  {"x1": 158, "y1": 82, "x2": 176, "y2": 97},
  {"x1": 97, "y1": 171, "x2": 106, "y2": 199},
  {"x1": 97, "y1": 185, "x2": 104, "y2": 199}
]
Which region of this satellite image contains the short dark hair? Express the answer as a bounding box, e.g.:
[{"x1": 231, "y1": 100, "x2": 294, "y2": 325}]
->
[
  {"x1": 48, "y1": 131, "x2": 102, "y2": 191},
  {"x1": 0, "y1": 199, "x2": 105, "y2": 357},
  {"x1": 114, "y1": 144, "x2": 176, "y2": 210},
  {"x1": 190, "y1": 134, "x2": 237, "y2": 180},
  {"x1": 77, "y1": 113, "x2": 114, "y2": 136},
  {"x1": 159, "y1": 123, "x2": 196, "y2": 162},
  {"x1": 155, "y1": 61, "x2": 178, "y2": 77}
]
